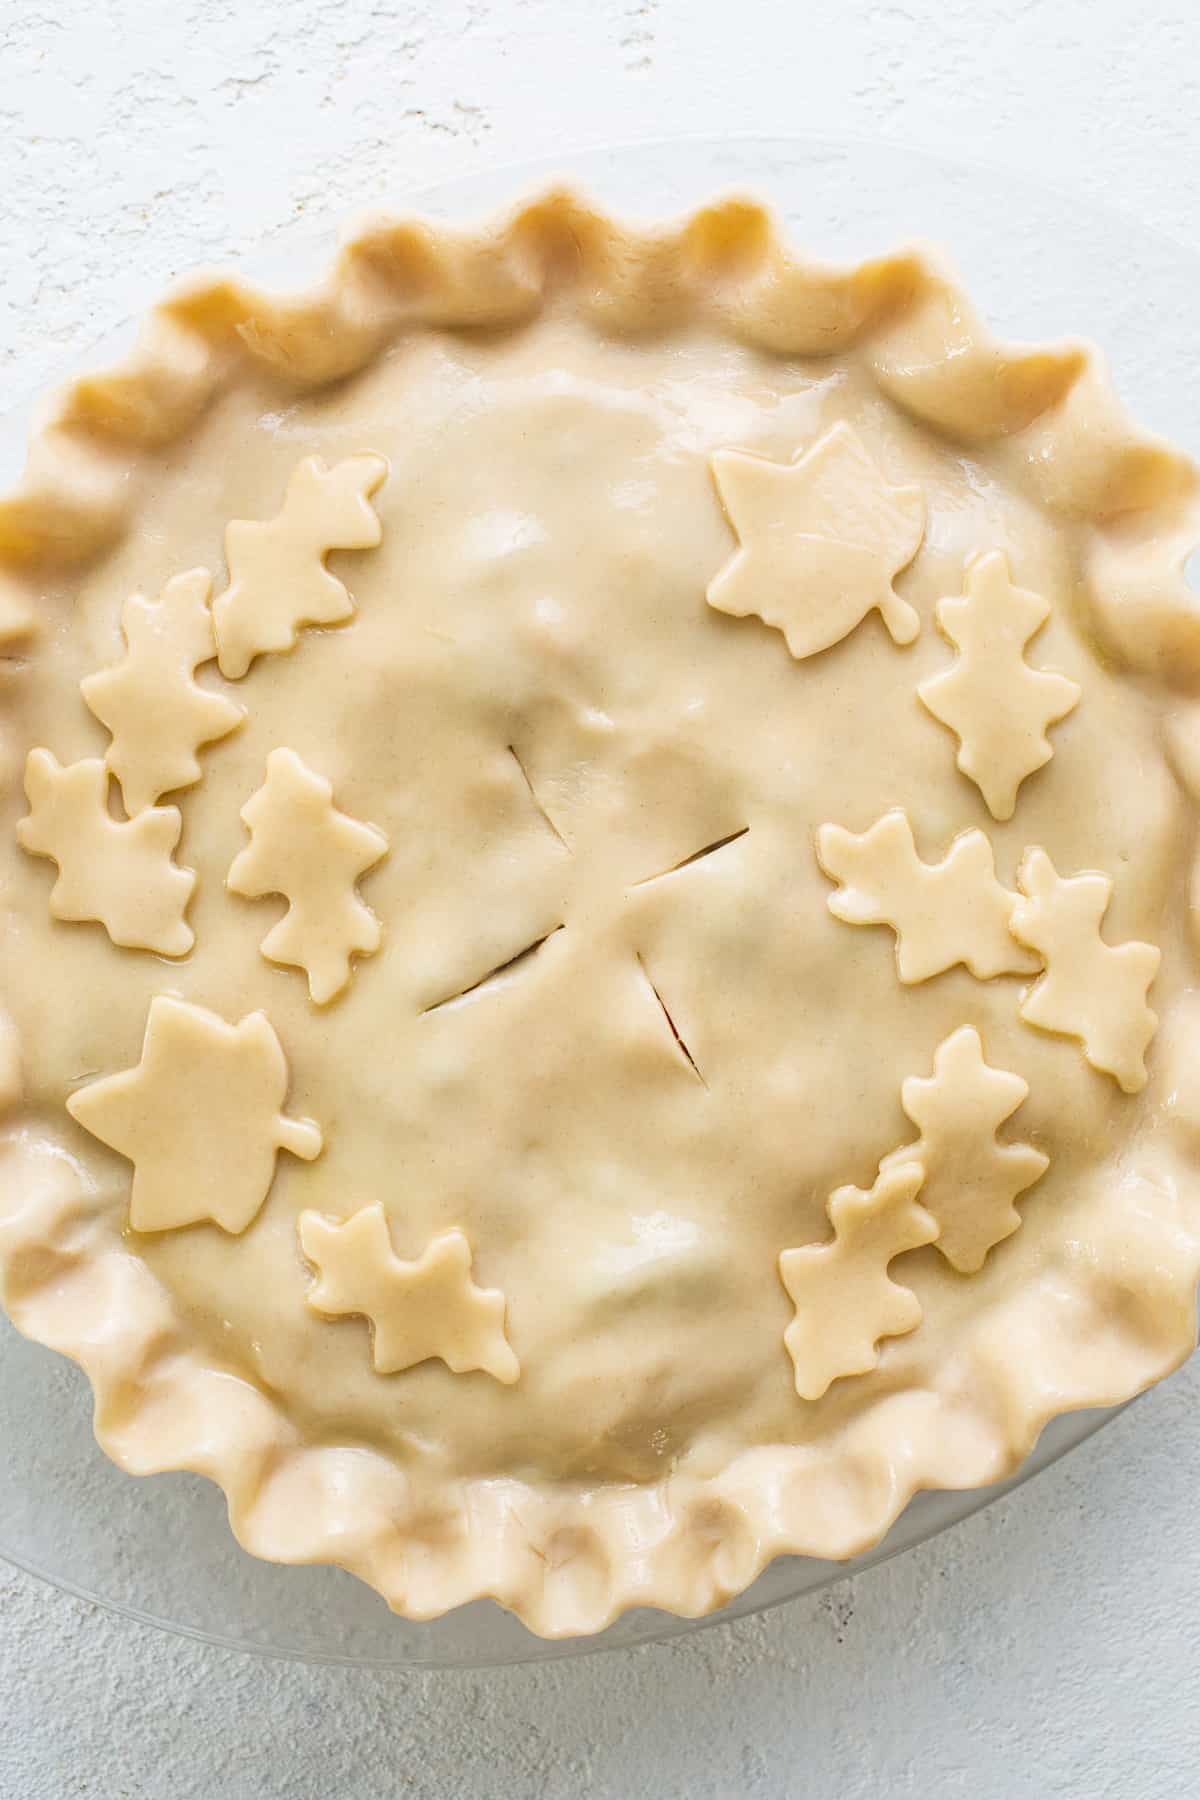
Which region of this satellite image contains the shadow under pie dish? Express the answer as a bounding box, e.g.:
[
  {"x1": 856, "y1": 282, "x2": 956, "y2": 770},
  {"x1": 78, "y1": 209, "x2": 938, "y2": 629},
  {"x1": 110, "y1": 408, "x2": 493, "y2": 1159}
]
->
[{"x1": 1, "y1": 190, "x2": 1199, "y2": 1640}]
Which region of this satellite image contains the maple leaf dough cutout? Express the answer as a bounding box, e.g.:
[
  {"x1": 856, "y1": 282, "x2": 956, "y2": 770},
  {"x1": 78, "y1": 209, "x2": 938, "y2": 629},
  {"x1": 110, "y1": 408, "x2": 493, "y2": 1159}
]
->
[
  {"x1": 1010, "y1": 848, "x2": 1160, "y2": 1093},
  {"x1": 66, "y1": 996, "x2": 322, "y2": 1233},
  {"x1": 212, "y1": 453, "x2": 388, "y2": 679},
  {"x1": 707, "y1": 422, "x2": 926, "y2": 660},
  {"x1": 16, "y1": 751, "x2": 195, "y2": 957},
  {"x1": 815, "y1": 808, "x2": 1038, "y2": 983},
  {"x1": 879, "y1": 1027, "x2": 1049, "y2": 1273},
  {"x1": 918, "y1": 552, "x2": 1081, "y2": 821},
  {"x1": 298, "y1": 1203, "x2": 520, "y2": 1384},
  {"x1": 227, "y1": 748, "x2": 389, "y2": 1004},
  {"x1": 778, "y1": 1162, "x2": 937, "y2": 1401},
  {"x1": 81, "y1": 568, "x2": 244, "y2": 815}
]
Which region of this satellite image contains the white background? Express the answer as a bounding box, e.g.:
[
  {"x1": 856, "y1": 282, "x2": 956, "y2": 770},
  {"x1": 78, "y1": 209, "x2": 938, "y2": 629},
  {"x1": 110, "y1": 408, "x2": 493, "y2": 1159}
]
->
[{"x1": 3, "y1": 3, "x2": 1200, "y2": 1795}]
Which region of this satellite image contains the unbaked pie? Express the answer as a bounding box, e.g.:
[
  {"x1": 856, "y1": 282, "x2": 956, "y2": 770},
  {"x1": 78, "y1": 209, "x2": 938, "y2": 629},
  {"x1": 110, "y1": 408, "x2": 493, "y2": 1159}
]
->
[{"x1": 1, "y1": 191, "x2": 1199, "y2": 1636}]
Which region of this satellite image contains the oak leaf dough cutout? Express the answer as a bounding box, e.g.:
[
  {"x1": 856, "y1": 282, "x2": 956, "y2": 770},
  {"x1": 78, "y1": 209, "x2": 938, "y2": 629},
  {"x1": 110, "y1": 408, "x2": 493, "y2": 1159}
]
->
[
  {"x1": 918, "y1": 552, "x2": 1081, "y2": 820},
  {"x1": 81, "y1": 568, "x2": 244, "y2": 814},
  {"x1": 879, "y1": 1026, "x2": 1048, "y2": 1273},
  {"x1": 778, "y1": 1162, "x2": 937, "y2": 1401},
  {"x1": 227, "y1": 748, "x2": 389, "y2": 1004},
  {"x1": 212, "y1": 453, "x2": 388, "y2": 679},
  {"x1": 1010, "y1": 848, "x2": 1160, "y2": 1094},
  {"x1": 66, "y1": 996, "x2": 322, "y2": 1233},
  {"x1": 298, "y1": 1203, "x2": 520, "y2": 1384},
  {"x1": 17, "y1": 751, "x2": 195, "y2": 957},
  {"x1": 815, "y1": 808, "x2": 1038, "y2": 983},
  {"x1": 707, "y1": 422, "x2": 925, "y2": 660}
]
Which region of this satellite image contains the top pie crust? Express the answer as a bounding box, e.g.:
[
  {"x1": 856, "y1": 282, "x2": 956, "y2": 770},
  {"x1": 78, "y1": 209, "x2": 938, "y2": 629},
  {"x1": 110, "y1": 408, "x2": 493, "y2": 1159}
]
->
[{"x1": 1, "y1": 190, "x2": 1200, "y2": 1637}]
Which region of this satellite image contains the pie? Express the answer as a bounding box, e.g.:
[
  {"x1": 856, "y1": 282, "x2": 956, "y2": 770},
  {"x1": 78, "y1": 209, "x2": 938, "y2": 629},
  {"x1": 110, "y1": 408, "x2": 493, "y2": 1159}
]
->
[{"x1": 1, "y1": 190, "x2": 1199, "y2": 1639}]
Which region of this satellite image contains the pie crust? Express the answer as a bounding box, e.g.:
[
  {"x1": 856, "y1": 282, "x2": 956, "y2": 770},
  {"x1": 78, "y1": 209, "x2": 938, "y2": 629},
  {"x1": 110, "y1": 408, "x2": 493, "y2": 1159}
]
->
[{"x1": 1, "y1": 190, "x2": 1199, "y2": 1638}]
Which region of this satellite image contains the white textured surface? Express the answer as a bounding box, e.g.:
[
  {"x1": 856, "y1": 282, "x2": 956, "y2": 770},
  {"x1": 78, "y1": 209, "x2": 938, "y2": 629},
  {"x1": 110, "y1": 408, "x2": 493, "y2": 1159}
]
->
[{"x1": 3, "y1": 3, "x2": 1200, "y2": 1794}]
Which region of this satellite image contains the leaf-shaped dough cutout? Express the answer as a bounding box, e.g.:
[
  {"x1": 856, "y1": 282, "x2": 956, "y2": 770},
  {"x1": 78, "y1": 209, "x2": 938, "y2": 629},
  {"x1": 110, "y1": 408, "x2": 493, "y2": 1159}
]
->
[
  {"x1": 299, "y1": 1204, "x2": 519, "y2": 1384},
  {"x1": 815, "y1": 808, "x2": 1037, "y2": 983},
  {"x1": 880, "y1": 1026, "x2": 1048, "y2": 1272},
  {"x1": 779, "y1": 1163, "x2": 937, "y2": 1401},
  {"x1": 708, "y1": 423, "x2": 925, "y2": 659},
  {"x1": 213, "y1": 454, "x2": 388, "y2": 679},
  {"x1": 67, "y1": 997, "x2": 322, "y2": 1233},
  {"x1": 227, "y1": 748, "x2": 389, "y2": 1005},
  {"x1": 918, "y1": 552, "x2": 1080, "y2": 820},
  {"x1": 81, "y1": 568, "x2": 243, "y2": 814},
  {"x1": 16, "y1": 751, "x2": 194, "y2": 956},
  {"x1": 1010, "y1": 848, "x2": 1160, "y2": 1093}
]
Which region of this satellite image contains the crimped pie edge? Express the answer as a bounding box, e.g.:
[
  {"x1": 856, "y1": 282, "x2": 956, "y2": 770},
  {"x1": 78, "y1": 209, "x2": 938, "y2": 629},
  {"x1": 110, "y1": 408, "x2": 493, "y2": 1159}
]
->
[{"x1": 1, "y1": 188, "x2": 1199, "y2": 1637}]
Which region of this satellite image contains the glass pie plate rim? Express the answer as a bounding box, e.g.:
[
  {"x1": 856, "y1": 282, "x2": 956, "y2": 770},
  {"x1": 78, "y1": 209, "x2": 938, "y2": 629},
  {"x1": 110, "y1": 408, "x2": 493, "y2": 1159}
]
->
[{"x1": 0, "y1": 133, "x2": 1195, "y2": 1669}]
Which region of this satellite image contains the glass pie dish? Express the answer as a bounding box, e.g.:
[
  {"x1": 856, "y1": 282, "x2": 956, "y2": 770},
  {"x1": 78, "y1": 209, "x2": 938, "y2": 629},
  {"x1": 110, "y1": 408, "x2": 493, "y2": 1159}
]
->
[{"x1": 0, "y1": 134, "x2": 1196, "y2": 1667}]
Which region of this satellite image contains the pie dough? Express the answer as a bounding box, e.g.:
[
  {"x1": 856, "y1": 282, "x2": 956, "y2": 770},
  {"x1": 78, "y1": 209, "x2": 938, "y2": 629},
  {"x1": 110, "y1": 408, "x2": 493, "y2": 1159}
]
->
[{"x1": 0, "y1": 190, "x2": 1199, "y2": 1638}]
